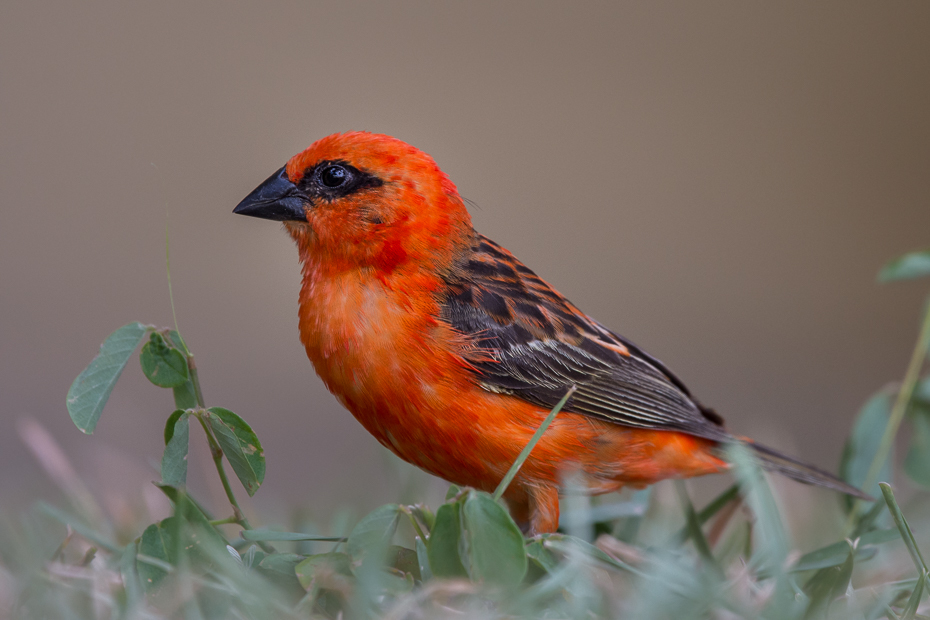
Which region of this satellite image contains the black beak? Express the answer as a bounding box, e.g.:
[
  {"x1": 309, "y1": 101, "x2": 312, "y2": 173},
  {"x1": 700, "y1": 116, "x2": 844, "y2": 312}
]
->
[{"x1": 233, "y1": 166, "x2": 308, "y2": 221}]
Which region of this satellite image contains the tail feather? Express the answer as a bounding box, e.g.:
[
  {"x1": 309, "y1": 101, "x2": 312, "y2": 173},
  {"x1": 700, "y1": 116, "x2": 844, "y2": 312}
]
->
[{"x1": 745, "y1": 441, "x2": 874, "y2": 501}]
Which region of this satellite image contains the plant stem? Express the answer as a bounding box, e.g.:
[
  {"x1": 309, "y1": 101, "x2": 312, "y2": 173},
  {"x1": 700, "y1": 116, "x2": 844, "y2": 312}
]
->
[
  {"x1": 196, "y1": 414, "x2": 252, "y2": 529},
  {"x1": 674, "y1": 480, "x2": 723, "y2": 577},
  {"x1": 182, "y1": 353, "x2": 255, "y2": 531},
  {"x1": 852, "y1": 296, "x2": 930, "y2": 524},
  {"x1": 188, "y1": 356, "x2": 207, "y2": 410},
  {"x1": 399, "y1": 505, "x2": 428, "y2": 542},
  {"x1": 180, "y1": 345, "x2": 276, "y2": 551}
]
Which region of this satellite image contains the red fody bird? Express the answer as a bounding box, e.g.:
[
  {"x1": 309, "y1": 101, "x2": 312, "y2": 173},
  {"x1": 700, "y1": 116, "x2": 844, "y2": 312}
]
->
[{"x1": 234, "y1": 131, "x2": 868, "y2": 533}]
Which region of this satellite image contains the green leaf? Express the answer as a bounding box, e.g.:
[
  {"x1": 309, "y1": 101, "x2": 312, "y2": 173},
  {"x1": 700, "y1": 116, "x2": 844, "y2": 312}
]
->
[
  {"x1": 461, "y1": 490, "x2": 527, "y2": 586},
  {"x1": 346, "y1": 504, "x2": 401, "y2": 562},
  {"x1": 294, "y1": 552, "x2": 353, "y2": 590},
  {"x1": 172, "y1": 380, "x2": 198, "y2": 410},
  {"x1": 140, "y1": 332, "x2": 189, "y2": 388},
  {"x1": 164, "y1": 409, "x2": 185, "y2": 444},
  {"x1": 120, "y1": 542, "x2": 143, "y2": 608},
  {"x1": 257, "y1": 552, "x2": 304, "y2": 576},
  {"x1": 173, "y1": 491, "x2": 229, "y2": 549},
  {"x1": 525, "y1": 539, "x2": 559, "y2": 574},
  {"x1": 137, "y1": 520, "x2": 175, "y2": 588},
  {"x1": 165, "y1": 331, "x2": 198, "y2": 408},
  {"x1": 879, "y1": 249, "x2": 930, "y2": 282},
  {"x1": 415, "y1": 536, "x2": 432, "y2": 581},
  {"x1": 408, "y1": 504, "x2": 436, "y2": 534},
  {"x1": 136, "y1": 489, "x2": 231, "y2": 590},
  {"x1": 791, "y1": 528, "x2": 898, "y2": 572},
  {"x1": 165, "y1": 329, "x2": 189, "y2": 355},
  {"x1": 161, "y1": 412, "x2": 190, "y2": 487},
  {"x1": 153, "y1": 483, "x2": 215, "y2": 521},
  {"x1": 204, "y1": 407, "x2": 265, "y2": 496},
  {"x1": 158, "y1": 486, "x2": 228, "y2": 553},
  {"x1": 257, "y1": 553, "x2": 306, "y2": 593},
  {"x1": 67, "y1": 322, "x2": 149, "y2": 433},
  {"x1": 803, "y1": 542, "x2": 855, "y2": 618},
  {"x1": 241, "y1": 529, "x2": 345, "y2": 542},
  {"x1": 840, "y1": 392, "x2": 894, "y2": 509},
  {"x1": 428, "y1": 501, "x2": 468, "y2": 578},
  {"x1": 445, "y1": 484, "x2": 462, "y2": 501},
  {"x1": 389, "y1": 545, "x2": 421, "y2": 580},
  {"x1": 905, "y1": 406, "x2": 930, "y2": 487}
]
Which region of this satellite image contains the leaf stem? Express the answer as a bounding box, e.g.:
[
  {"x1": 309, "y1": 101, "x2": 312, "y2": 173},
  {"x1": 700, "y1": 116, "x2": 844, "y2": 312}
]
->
[
  {"x1": 852, "y1": 296, "x2": 930, "y2": 522},
  {"x1": 195, "y1": 413, "x2": 251, "y2": 529},
  {"x1": 399, "y1": 505, "x2": 428, "y2": 542},
  {"x1": 180, "y1": 347, "x2": 249, "y2": 527},
  {"x1": 187, "y1": 356, "x2": 207, "y2": 410},
  {"x1": 177, "y1": 338, "x2": 274, "y2": 550},
  {"x1": 165, "y1": 216, "x2": 190, "y2": 356}
]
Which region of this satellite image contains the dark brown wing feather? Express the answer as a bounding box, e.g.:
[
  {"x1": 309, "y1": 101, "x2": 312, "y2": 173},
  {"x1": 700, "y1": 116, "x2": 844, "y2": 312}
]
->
[
  {"x1": 437, "y1": 233, "x2": 872, "y2": 501},
  {"x1": 439, "y1": 234, "x2": 729, "y2": 442}
]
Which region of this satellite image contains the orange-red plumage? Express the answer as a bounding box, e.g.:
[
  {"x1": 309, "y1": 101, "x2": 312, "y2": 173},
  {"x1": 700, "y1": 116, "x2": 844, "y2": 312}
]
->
[{"x1": 234, "y1": 131, "x2": 868, "y2": 533}]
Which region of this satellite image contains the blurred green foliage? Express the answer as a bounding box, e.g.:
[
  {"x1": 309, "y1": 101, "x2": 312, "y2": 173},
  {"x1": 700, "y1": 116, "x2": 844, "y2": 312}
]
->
[{"x1": 3, "y1": 246, "x2": 930, "y2": 618}]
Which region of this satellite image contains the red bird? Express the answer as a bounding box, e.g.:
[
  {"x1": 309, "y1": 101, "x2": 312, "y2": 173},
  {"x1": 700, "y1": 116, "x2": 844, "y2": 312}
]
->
[{"x1": 234, "y1": 131, "x2": 867, "y2": 533}]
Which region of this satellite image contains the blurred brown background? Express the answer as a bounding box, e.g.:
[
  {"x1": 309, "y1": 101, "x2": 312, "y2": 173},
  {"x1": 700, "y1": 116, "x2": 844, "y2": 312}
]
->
[{"x1": 2, "y1": 1, "x2": 929, "y2": 523}]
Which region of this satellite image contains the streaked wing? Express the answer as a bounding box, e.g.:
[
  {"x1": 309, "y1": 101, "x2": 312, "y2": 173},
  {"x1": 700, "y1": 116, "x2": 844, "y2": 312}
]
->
[{"x1": 439, "y1": 234, "x2": 729, "y2": 442}]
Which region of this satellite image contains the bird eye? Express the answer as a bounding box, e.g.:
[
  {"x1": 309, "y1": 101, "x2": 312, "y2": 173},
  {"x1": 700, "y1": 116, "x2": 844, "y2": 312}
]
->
[{"x1": 320, "y1": 165, "x2": 348, "y2": 188}]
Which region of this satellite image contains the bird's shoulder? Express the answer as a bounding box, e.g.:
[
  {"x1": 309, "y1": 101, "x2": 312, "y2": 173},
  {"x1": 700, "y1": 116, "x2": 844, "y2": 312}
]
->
[{"x1": 437, "y1": 233, "x2": 727, "y2": 439}]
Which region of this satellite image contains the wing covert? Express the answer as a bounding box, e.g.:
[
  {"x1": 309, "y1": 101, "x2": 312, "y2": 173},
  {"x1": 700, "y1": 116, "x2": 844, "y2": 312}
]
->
[{"x1": 438, "y1": 234, "x2": 728, "y2": 442}]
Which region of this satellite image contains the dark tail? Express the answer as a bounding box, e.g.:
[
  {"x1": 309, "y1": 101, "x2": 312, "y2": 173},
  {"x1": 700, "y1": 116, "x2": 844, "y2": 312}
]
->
[{"x1": 745, "y1": 441, "x2": 874, "y2": 501}]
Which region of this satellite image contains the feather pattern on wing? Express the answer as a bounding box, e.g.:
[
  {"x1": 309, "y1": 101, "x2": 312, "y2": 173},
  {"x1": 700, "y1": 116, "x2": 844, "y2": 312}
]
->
[{"x1": 439, "y1": 234, "x2": 729, "y2": 441}]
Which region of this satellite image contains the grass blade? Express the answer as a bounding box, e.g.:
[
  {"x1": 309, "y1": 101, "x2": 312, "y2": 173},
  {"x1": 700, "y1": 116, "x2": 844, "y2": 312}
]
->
[
  {"x1": 674, "y1": 480, "x2": 718, "y2": 571},
  {"x1": 493, "y1": 386, "x2": 576, "y2": 501},
  {"x1": 901, "y1": 573, "x2": 926, "y2": 620},
  {"x1": 880, "y1": 483, "x2": 929, "y2": 576},
  {"x1": 672, "y1": 483, "x2": 740, "y2": 546},
  {"x1": 803, "y1": 541, "x2": 855, "y2": 618},
  {"x1": 37, "y1": 502, "x2": 119, "y2": 553},
  {"x1": 726, "y1": 442, "x2": 789, "y2": 574},
  {"x1": 792, "y1": 528, "x2": 898, "y2": 573}
]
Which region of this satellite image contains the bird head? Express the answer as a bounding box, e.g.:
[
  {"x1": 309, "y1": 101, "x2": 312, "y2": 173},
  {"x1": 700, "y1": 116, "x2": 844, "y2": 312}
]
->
[{"x1": 234, "y1": 132, "x2": 473, "y2": 275}]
